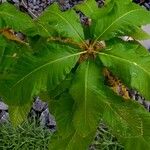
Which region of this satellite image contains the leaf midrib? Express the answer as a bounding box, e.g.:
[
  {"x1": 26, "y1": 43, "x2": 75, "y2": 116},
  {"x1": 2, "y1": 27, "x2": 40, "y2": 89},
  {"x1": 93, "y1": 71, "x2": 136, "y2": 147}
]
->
[
  {"x1": 100, "y1": 52, "x2": 150, "y2": 77},
  {"x1": 50, "y1": 11, "x2": 85, "y2": 44},
  {"x1": 93, "y1": 8, "x2": 143, "y2": 45},
  {"x1": 0, "y1": 12, "x2": 14, "y2": 18},
  {"x1": 84, "y1": 0, "x2": 94, "y2": 13},
  {"x1": 84, "y1": 61, "x2": 89, "y2": 127},
  {"x1": 12, "y1": 51, "x2": 86, "y2": 89},
  {"x1": 36, "y1": 21, "x2": 50, "y2": 35}
]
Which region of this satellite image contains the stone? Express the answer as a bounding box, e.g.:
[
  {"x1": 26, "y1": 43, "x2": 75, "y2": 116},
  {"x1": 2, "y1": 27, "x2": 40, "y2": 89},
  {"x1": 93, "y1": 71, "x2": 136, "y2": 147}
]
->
[
  {"x1": 40, "y1": 108, "x2": 56, "y2": 132},
  {"x1": 28, "y1": 97, "x2": 56, "y2": 132},
  {"x1": 0, "y1": 100, "x2": 8, "y2": 111}
]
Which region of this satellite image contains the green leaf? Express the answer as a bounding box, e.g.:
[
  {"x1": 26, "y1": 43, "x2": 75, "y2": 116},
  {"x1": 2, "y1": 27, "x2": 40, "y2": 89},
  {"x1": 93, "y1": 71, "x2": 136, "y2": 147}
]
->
[
  {"x1": 50, "y1": 130, "x2": 94, "y2": 150},
  {"x1": 77, "y1": 0, "x2": 150, "y2": 41},
  {"x1": 120, "y1": 102, "x2": 150, "y2": 150},
  {"x1": 130, "y1": 26, "x2": 150, "y2": 40},
  {"x1": 49, "y1": 60, "x2": 107, "y2": 149},
  {"x1": 92, "y1": 86, "x2": 150, "y2": 150},
  {"x1": 50, "y1": 93, "x2": 75, "y2": 138},
  {"x1": 37, "y1": 4, "x2": 84, "y2": 42},
  {"x1": 99, "y1": 39, "x2": 150, "y2": 100},
  {"x1": 0, "y1": 35, "x2": 30, "y2": 73},
  {"x1": 49, "y1": 93, "x2": 75, "y2": 150},
  {"x1": 122, "y1": 137, "x2": 150, "y2": 150},
  {"x1": 0, "y1": 3, "x2": 34, "y2": 34},
  {"x1": 70, "y1": 60, "x2": 104, "y2": 136},
  {"x1": 0, "y1": 35, "x2": 7, "y2": 69},
  {"x1": 0, "y1": 42, "x2": 82, "y2": 105},
  {"x1": 49, "y1": 73, "x2": 73, "y2": 99},
  {"x1": 102, "y1": 94, "x2": 142, "y2": 138},
  {"x1": 93, "y1": 0, "x2": 150, "y2": 41},
  {"x1": 49, "y1": 93, "x2": 95, "y2": 150}
]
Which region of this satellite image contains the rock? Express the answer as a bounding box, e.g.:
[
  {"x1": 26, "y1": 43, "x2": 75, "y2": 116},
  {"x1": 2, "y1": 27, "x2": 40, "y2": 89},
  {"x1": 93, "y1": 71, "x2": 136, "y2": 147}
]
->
[
  {"x1": 0, "y1": 101, "x2": 8, "y2": 111},
  {"x1": 96, "y1": 0, "x2": 105, "y2": 8},
  {"x1": 0, "y1": 110, "x2": 9, "y2": 124},
  {"x1": 28, "y1": 97, "x2": 56, "y2": 132},
  {"x1": 57, "y1": 0, "x2": 84, "y2": 11},
  {"x1": 0, "y1": 99, "x2": 9, "y2": 124},
  {"x1": 143, "y1": 100, "x2": 150, "y2": 112},
  {"x1": 7, "y1": 0, "x2": 55, "y2": 18},
  {"x1": 141, "y1": 24, "x2": 150, "y2": 50},
  {"x1": 32, "y1": 96, "x2": 48, "y2": 112},
  {"x1": 128, "y1": 89, "x2": 150, "y2": 112},
  {"x1": 40, "y1": 108, "x2": 56, "y2": 132},
  {"x1": 6, "y1": 0, "x2": 85, "y2": 18},
  {"x1": 75, "y1": 10, "x2": 92, "y2": 26}
]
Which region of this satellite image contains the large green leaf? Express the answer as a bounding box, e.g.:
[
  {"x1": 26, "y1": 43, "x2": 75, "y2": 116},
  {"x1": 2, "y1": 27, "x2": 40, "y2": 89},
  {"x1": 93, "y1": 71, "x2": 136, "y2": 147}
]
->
[
  {"x1": 50, "y1": 130, "x2": 94, "y2": 150},
  {"x1": 51, "y1": 94, "x2": 75, "y2": 138},
  {"x1": 70, "y1": 60, "x2": 105, "y2": 136},
  {"x1": 37, "y1": 4, "x2": 84, "y2": 43},
  {"x1": 76, "y1": 0, "x2": 150, "y2": 42},
  {"x1": 122, "y1": 137, "x2": 150, "y2": 150},
  {"x1": 92, "y1": 86, "x2": 150, "y2": 150},
  {"x1": 49, "y1": 93, "x2": 95, "y2": 150},
  {"x1": 0, "y1": 42, "x2": 83, "y2": 105},
  {"x1": 99, "y1": 39, "x2": 150, "y2": 100},
  {"x1": 0, "y1": 3, "x2": 51, "y2": 36},
  {"x1": 120, "y1": 102, "x2": 150, "y2": 150},
  {"x1": 49, "y1": 60, "x2": 106, "y2": 149},
  {"x1": 93, "y1": 0, "x2": 150, "y2": 41},
  {"x1": 0, "y1": 3, "x2": 35, "y2": 34},
  {"x1": 102, "y1": 92, "x2": 142, "y2": 138}
]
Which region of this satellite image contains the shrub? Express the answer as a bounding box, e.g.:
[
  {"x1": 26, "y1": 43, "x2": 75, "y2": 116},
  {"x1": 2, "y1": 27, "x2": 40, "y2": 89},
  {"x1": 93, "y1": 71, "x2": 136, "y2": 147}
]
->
[{"x1": 1, "y1": 0, "x2": 150, "y2": 149}]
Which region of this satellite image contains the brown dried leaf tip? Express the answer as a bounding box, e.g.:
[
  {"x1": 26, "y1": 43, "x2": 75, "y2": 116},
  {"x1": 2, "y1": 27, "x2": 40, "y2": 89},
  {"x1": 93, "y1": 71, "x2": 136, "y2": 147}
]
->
[
  {"x1": 0, "y1": 28, "x2": 26, "y2": 44},
  {"x1": 103, "y1": 68, "x2": 130, "y2": 100}
]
